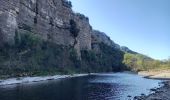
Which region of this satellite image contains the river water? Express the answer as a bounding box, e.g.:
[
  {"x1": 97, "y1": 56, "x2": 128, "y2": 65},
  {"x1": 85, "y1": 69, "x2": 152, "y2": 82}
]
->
[{"x1": 0, "y1": 72, "x2": 162, "y2": 100}]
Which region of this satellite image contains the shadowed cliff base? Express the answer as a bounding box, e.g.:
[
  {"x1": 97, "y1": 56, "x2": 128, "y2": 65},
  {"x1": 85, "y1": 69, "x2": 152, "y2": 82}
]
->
[{"x1": 0, "y1": 32, "x2": 126, "y2": 78}]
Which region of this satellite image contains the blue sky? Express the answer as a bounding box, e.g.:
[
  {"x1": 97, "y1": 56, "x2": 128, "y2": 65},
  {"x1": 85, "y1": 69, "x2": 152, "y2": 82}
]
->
[{"x1": 70, "y1": 0, "x2": 170, "y2": 60}]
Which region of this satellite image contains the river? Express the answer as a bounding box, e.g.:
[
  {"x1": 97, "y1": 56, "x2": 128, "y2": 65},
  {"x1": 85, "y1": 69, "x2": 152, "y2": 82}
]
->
[{"x1": 0, "y1": 72, "x2": 162, "y2": 100}]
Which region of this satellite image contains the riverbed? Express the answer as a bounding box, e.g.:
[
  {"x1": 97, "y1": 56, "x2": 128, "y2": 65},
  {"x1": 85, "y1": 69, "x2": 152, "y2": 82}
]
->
[{"x1": 0, "y1": 72, "x2": 162, "y2": 100}]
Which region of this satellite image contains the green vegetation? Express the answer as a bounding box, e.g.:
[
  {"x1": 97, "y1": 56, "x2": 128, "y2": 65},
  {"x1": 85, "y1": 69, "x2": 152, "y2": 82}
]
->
[
  {"x1": 69, "y1": 48, "x2": 81, "y2": 68},
  {"x1": 69, "y1": 19, "x2": 80, "y2": 47},
  {"x1": 69, "y1": 19, "x2": 80, "y2": 38},
  {"x1": 62, "y1": 0, "x2": 72, "y2": 8},
  {"x1": 123, "y1": 53, "x2": 170, "y2": 72},
  {"x1": 157, "y1": 58, "x2": 170, "y2": 70},
  {"x1": 0, "y1": 32, "x2": 80, "y2": 77},
  {"x1": 1, "y1": 31, "x2": 169, "y2": 78},
  {"x1": 81, "y1": 43, "x2": 126, "y2": 72},
  {"x1": 0, "y1": 32, "x2": 127, "y2": 78},
  {"x1": 76, "y1": 13, "x2": 89, "y2": 21}
]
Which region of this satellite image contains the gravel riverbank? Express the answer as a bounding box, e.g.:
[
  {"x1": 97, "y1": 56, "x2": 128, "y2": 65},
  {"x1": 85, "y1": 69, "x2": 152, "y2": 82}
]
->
[
  {"x1": 136, "y1": 71, "x2": 170, "y2": 100},
  {"x1": 0, "y1": 74, "x2": 88, "y2": 86},
  {"x1": 134, "y1": 81, "x2": 170, "y2": 100}
]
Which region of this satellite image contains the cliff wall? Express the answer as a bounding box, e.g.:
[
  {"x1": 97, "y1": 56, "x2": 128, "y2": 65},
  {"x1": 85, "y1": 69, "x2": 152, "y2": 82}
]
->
[
  {"x1": 0, "y1": 0, "x2": 91, "y2": 53},
  {"x1": 0, "y1": 0, "x2": 130, "y2": 76}
]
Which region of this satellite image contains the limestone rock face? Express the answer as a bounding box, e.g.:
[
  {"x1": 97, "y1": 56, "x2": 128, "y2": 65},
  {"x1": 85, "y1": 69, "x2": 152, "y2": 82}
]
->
[
  {"x1": 0, "y1": 0, "x2": 19, "y2": 44},
  {"x1": 91, "y1": 30, "x2": 120, "y2": 49},
  {"x1": 120, "y1": 46, "x2": 138, "y2": 54},
  {"x1": 0, "y1": 0, "x2": 91, "y2": 52},
  {"x1": 0, "y1": 0, "x2": 125, "y2": 56}
]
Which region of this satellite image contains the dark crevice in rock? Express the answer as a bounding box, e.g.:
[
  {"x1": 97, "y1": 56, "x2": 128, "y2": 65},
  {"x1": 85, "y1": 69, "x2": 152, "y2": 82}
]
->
[
  {"x1": 49, "y1": 17, "x2": 54, "y2": 26},
  {"x1": 19, "y1": 1, "x2": 35, "y2": 13},
  {"x1": 34, "y1": 0, "x2": 39, "y2": 24}
]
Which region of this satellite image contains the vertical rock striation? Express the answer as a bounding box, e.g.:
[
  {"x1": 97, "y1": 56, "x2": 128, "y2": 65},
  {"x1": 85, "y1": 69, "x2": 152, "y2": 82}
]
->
[{"x1": 0, "y1": 0, "x2": 92, "y2": 55}]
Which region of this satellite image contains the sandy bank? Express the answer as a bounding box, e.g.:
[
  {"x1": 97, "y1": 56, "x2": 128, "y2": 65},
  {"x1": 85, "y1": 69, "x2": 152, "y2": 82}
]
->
[
  {"x1": 0, "y1": 74, "x2": 88, "y2": 86},
  {"x1": 135, "y1": 71, "x2": 170, "y2": 100},
  {"x1": 138, "y1": 70, "x2": 170, "y2": 80}
]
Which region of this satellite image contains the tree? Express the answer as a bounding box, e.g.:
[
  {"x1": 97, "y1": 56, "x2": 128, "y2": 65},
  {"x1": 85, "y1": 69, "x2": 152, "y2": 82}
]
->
[
  {"x1": 14, "y1": 30, "x2": 21, "y2": 47},
  {"x1": 123, "y1": 53, "x2": 138, "y2": 71},
  {"x1": 168, "y1": 57, "x2": 170, "y2": 66}
]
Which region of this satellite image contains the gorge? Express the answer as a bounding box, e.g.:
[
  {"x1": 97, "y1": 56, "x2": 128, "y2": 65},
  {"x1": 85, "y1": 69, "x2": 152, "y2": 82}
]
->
[
  {"x1": 0, "y1": 0, "x2": 170, "y2": 100},
  {"x1": 0, "y1": 0, "x2": 129, "y2": 77},
  {"x1": 0, "y1": 0, "x2": 169, "y2": 78}
]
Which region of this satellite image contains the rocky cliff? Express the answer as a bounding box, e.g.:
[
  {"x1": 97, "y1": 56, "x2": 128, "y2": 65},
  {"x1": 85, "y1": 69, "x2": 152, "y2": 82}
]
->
[
  {"x1": 120, "y1": 46, "x2": 138, "y2": 54},
  {"x1": 0, "y1": 0, "x2": 128, "y2": 76},
  {"x1": 0, "y1": 0, "x2": 92, "y2": 56},
  {"x1": 0, "y1": 0, "x2": 124, "y2": 54},
  {"x1": 91, "y1": 30, "x2": 120, "y2": 49}
]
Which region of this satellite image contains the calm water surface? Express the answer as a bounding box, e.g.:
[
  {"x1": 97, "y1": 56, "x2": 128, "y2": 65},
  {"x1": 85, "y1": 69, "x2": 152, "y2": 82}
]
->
[{"x1": 0, "y1": 73, "x2": 162, "y2": 100}]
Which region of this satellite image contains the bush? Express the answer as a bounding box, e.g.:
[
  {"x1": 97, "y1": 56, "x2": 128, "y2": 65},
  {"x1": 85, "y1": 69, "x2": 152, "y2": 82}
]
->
[
  {"x1": 0, "y1": 31, "x2": 67, "y2": 76},
  {"x1": 69, "y1": 19, "x2": 80, "y2": 38},
  {"x1": 69, "y1": 49, "x2": 81, "y2": 68},
  {"x1": 123, "y1": 53, "x2": 163, "y2": 71},
  {"x1": 81, "y1": 50, "x2": 96, "y2": 62},
  {"x1": 15, "y1": 32, "x2": 41, "y2": 50},
  {"x1": 62, "y1": 0, "x2": 72, "y2": 8},
  {"x1": 76, "y1": 13, "x2": 89, "y2": 21},
  {"x1": 80, "y1": 43, "x2": 126, "y2": 72}
]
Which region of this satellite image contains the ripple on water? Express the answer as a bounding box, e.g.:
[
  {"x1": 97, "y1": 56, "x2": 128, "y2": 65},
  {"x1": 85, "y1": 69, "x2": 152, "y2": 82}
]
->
[{"x1": 0, "y1": 73, "x2": 162, "y2": 100}]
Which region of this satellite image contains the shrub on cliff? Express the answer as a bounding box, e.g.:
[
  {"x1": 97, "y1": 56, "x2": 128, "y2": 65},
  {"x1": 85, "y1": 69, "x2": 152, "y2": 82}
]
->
[
  {"x1": 81, "y1": 43, "x2": 126, "y2": 72},
  {"x1": 81, "y1": 50, "x2": 96, "y2": 62},
  {"x1": 69, "y1": 19, "x2": 80, "y2": 38},
  {"x1": 69, "y1": 48, "x2": 81, "y2": 68},
  {"x1": 62, "y1": 0, "x2": 72, "y2": 8},
  {"x1": 0, "y1": 31, "x2": 82, "y2": 76},
  {"x1": 14, "y1": 31, "x2": 41, "y2": 50}
]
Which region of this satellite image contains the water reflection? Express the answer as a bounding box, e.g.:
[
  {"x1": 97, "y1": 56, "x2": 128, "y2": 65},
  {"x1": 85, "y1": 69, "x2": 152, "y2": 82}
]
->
[{"x1": 0, "y1": 73, "x2": 162, "y2": 100}]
